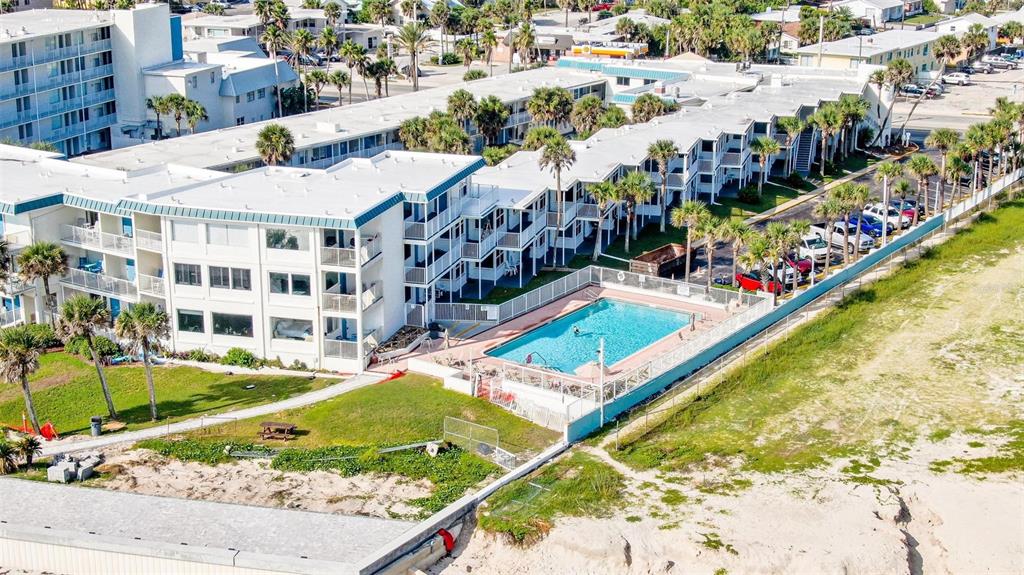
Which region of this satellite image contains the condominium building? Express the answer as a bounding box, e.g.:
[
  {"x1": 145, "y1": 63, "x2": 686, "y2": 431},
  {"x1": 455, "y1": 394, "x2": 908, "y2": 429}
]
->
[{"x1": 796, "y1": 30, "x2": 941, "y2": 77}]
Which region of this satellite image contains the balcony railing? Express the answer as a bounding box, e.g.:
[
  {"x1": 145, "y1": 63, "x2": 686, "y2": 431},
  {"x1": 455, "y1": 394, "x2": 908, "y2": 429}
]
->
[
  {"x1": 404, "y1": 201, "x2": 462, "y2": 241},
  {"x1": 3, "y1": 231, "x2": 32, "y2": 250},
  {"x1": 722, "y1": 151, "x2": 746, "y2": 166},
  {"x1": 321, "y1": 240, "x2": 382, "y2": 268},
  {"x1": 324, "y1": 338, "x2": 359, "y2": 359},
  {"x1": 0, "y1": 110, "x2": 37, "y2": 130},
  {"x1": 1, "y1": 278, "x2": 31, "y2": 295},
  {"x1": 49, "y1": 114, "x2": 117, "y2": 141},
  {"x1": 138, "y1": 274, "x2": 166, "y2": 297},
  {"x1": 463, "y1": 228, "x2": 498, "y2": 260},
  {"x1": 361, "y1": 283, "x2": 382, "y2": 309},
  {"x1": 463, "y1": 186, "x2": 499, "y2": 217},
  {"x1": 135, "y1": 229, "x2": 164, "y2": 252},
  {"x1": 504, "y1": 110, "x2": 531, "y2": 127},
  {"x1": 322, "y1": 292, "x2": 358, "y2": 314},
  {"x1": 61, "y1": 268, "x2": 137, "y2": 299},
  {"x1": 405, "y1": 244, "x2": 462, "y2": 284},
  {"x1": 697, "y1": 159, "x2": 716, "y2": 173},
  {"x1": 61, "y1": 224, "x2": 134, "y2": 255},
  {"x1": 0, "y1": 307, "x2": 21, "y2": 327},
  {"x1": 500, "y1": 217, "x2": 546, "y2": 250}
]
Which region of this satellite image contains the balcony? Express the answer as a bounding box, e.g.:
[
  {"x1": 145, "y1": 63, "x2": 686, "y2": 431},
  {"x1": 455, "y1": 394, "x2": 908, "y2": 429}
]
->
[
  {"x1": 504, "y1": 110, "x2": 531, "y2": 127},
  {"x1": 61, "y1": 268, "x2": 137, "y2": 299},
  {"x1": 138, "y1": 274, "x2": 166, "y2": 297},
  {"x1": 360, "y1": 282, "x2": 382, "y2": 309},
  {"x1": 3, "y1": 231, "x2": 32, "y2": 251},
  {"x1": 405, "y1": 244, "x2": 462, "y2": 285},
  {"x1": 0, "y1": 39, "x2": 116, "y2": 73},
  {"x1": 697, "y1": 159, "x2": 716, "y2": 173},
  {"x1": 49, "y1": 114, "x2": 117, "y2": 141},
  {"x1": 135, "y1": 229, "x2": 164, "y2": 252},
  {"x1": 320, "y1": 239, "x2": 382, "y2": 268},
  {"x1": 0, "y1": 278, "x2": 31, "y2": 295},
  {"x1": 404, "y1": 201, "x2": 461, "y2": 241},
  {"x1": 61, "y1": 224, "x2": 134, "y2": 256},
  {"x1": 323, "y1": 338, "x2": 359, "y2": 359},
  {"x1": 463, "y1": 228, "x2": 498, "y2": 260},
  {"x1": 722, "y1": 151, "x2": 746, "y2": 167},
  {"x1": 499, "y1": 217, "x2": 545, "y2": 250},
  {"x1": 0, "y1": 110, "x2": 37, "y2": 131},
  {"x1": 463, "y1": 186, "x2": 499, "y2": 217}
]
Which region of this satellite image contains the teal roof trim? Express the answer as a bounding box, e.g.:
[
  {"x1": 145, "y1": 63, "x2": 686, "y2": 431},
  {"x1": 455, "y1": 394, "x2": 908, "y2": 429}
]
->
[
  {"x1": 555, "y1": 59, "x2": 605, "y2": 72},
  {"x1": 603, "y1": 66, "x2": 683, "y2": 81},
  {"x1": 64, "y1": 194, "x2": 128, "y2": 216},
  {"x1": 117, "y1": 199, "x2": 360, "y2": 230},
  {"x1": 353, "y1": 192, "x2": 404, "y2": 227},
  {"x1": 422, "y1": 157, "x2": 486, "y2": 202},
  {"x1": 1, "y1": 193, "x2": 65, "y2": 215}
]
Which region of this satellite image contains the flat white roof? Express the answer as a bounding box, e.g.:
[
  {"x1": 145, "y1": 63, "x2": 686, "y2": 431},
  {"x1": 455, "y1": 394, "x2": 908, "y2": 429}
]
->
[
  {"x1": 0, "y1": 9, "x2": 112, "y2": 40},
  {"x1": 797, "y1": 29, "x2": 940, "y2": 57},
  {"x1": 749, "y1": 6, "x2": 802, "y2": 22},
  {"x1": 835, "y1": 0, "x2": 904, "y2": 10},
  {"x1": 183, "y1": 13, "x2": 263, "y2": 28}
]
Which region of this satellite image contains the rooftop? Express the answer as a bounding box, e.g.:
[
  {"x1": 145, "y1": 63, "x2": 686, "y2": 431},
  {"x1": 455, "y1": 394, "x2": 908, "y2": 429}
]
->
[
  {"x1": 0, "y1": 8, "x2": 112, "y2": 40},
  {"x1": 796, "y1": 29, "x2": 940, "y2": 57},
  {"x1": 182, "y1": 13, "x2": 264, "y2": 28},
  {"x1": 749, "y1": 6, "x2": 803, "y2": 22},
  {"x1": 834, "y1": 0, "x2": 904, "y2": 10}
]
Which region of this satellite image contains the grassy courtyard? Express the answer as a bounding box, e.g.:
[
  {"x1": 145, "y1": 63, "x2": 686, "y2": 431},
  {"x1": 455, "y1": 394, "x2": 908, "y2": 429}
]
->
[
  {"x1": 0, "y1": 352, "x2": 327, "y2": 435},
  {"x1": 709, "y1": 182, "x2": 803, "y2": 221},
  {"x1": 612, "y1": 198, "x2": 1024, "y2": 476}
]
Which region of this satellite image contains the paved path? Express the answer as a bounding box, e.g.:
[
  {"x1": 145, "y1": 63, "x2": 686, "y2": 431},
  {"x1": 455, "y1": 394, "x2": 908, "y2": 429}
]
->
[{"x1": 41, "y1": 371, "x2": 388, "y2": 457}]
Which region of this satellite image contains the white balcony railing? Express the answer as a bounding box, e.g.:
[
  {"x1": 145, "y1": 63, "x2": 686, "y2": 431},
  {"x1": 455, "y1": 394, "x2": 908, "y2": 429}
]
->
[
  {"x1": 722, "y1": 151, "x2": 746, "y2": 166},
  {"x1": 61, "y1": 268, "x2": 137, "y2": 299},
  {"x1": 322, "y1": 292, "x2": 358, "y2": 314},
  {"x1": 463, "y1": 186, "x2": 499, "y2": 217},
  {"x1": 324, "y1": 338, "x2": 359, "y2": 359},
  {"x1": 697, "y1": 159, "x2": 716, "y2": 173},
  {"x1": 0, "y1": 307, "x2": 21, "y2": 327},
  {"x1": 135, "y1": 229, "x2": 164, "y2": 252},
  {"x1": 137, "y1": 274, "x2": 166, "y2": 297},
  {"x1": 2, "y1": 231, "x2": 32, "y2": 250},
  {"x1": 361, "y1": 283, "x2": 382, "y2": 309},
  {"x1": 321, "y1": 239, "x2": 382, "y2": 268},
  {"x1": 405, "y1": 244, "x2": 462, "y2": 284},
  {"x1": 61, "y1": 224, "x2": 134, "y2": 255},
  {"x1": 501, "y1": 217, "x2": 546, "y2": 249},
  {"x1": 404, "y1": 201, "x2": 462, "y2": 241},
  {"x1": 463, "y1": 228, "x2": 498, "y2": 259}
]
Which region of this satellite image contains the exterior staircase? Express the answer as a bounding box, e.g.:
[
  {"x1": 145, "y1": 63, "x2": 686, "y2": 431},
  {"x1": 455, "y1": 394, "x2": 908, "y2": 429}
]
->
[{"x1": 794, "y1": 129, "x2": 816, "y2": 175}]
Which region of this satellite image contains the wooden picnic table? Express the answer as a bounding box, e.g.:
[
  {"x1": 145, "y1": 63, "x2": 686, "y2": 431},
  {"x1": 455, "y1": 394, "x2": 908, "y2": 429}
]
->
[{"x1": 258, "y1": 421, "x2": 297, "y2": 440}]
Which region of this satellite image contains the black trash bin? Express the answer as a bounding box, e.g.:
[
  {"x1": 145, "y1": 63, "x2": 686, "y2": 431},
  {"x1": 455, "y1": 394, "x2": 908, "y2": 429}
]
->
[{"x1": 89, "y1": 416, "x2": 103, "y2": 437}]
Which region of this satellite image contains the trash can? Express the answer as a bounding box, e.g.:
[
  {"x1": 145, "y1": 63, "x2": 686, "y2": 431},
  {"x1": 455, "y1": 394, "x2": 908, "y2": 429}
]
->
[{"x1": 89, "y1": 416, "x2": 103, "y2": 437}]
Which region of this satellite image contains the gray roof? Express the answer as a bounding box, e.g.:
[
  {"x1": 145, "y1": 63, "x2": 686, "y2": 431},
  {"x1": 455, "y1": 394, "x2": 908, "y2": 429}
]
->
[{"x1": 220, "y1": 59, "x2": 299, "y2": 97}]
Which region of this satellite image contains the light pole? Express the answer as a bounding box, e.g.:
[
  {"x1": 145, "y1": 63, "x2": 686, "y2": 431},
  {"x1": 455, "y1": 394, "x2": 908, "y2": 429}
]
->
[{"x1": 598, "y1": 337, "x2": 605, "y2": 426}]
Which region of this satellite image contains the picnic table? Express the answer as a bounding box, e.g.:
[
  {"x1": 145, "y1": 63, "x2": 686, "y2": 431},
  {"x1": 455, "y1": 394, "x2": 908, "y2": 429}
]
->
[{"x1": 258, "y1": 421, "x2": 297, "y2": 441}]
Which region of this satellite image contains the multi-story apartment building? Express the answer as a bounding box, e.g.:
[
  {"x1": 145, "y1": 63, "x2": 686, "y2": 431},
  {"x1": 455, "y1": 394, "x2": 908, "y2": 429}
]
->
[{"x1": 796, "y1": 30, "x2": 941, "y2": 77}]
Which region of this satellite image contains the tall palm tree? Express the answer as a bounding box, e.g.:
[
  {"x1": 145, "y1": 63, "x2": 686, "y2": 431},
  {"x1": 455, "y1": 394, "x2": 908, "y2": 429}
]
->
[
  {"x1": 670, "y1": 200, "x2": 710, "y2": 284},
  {"x1": 829, "y1": 183, "x2": 857, "y2": 266},
  {"x1": 925, "y1": 128, "x2": 959, "y2": 214},
  {"x1": 339, "y1": 40, "x2": 365, "y2": 104},
  {"x1": 0, "y1": 325, "x2": 45, "y2": 434},
  {"x1": 261, "y1": 25, "x2": 289, "y2": 118},
  {"x1": 447, "y1": 89, "x2": 477, "y2": 132},
  {"x1": 647, "y1": 139, "x2": 679, "y2": 233},
  {"x1": 631, "y1": 93, "x2": 668, "y2": 124},
  {"x1": 397, "y1": 22, "x2": 434, "y2": 92},
  {"x1": 892, "y1": 179, "x2": 912, "y2": 228},
  {"x1": 777, "y1": 116, "x2": 805, "y2": 175},
  {"x1": 400, "y1": 0, "x2": 418, "y2": 21},
  {"x1": 255, "y1": 123, "x2": 295, "y2": 166},
  {"x1": 318, "y1": 26, "x2": 339, "y2": 73},
  {"x1": 696, "y1": 216, "x2": 724, "y2": 291},
  {"x1": 14, "y1": 435, "x2": 41, "y2": 468},
  {"x1": 750, "y1": 136, "x2": 781, "y2": 197},
  {"x1": 588, "y1": 181, "x2": 618, "y2": 262},
  {"x1": 812, "y1": 196, "x2": 844, "y2": 277},
  {"x1": 474, "y1": 95, "x2": 510, "y2": 146},
  {"x1": 786, "y1": 220, "x2": 811, "y2": 292},
  {"x1": 845, "y1": 183, "x2": 871, "y2": 262},
  {"x1": 184, "y1": 99, "x2": 208, "y2": 135},
  {"x1": 114, "y1": 302, "x2": 168, "y2": 422},
  {"x1": 616, "y1": 171, "x2": 655, "y2": 254},
  {"x1": 870, "y1": 58, "x2": 913, "y2": 147},
  {"x1": 145, "y1": 95, "x2": 173, "y2": 140},
  {"x1": 0, "y1": 440, "x2": 17, "y2": 475},
  {"x1": 570, "y1": 95, "x2": 605, "y2": 138},
  {"x1": 811, "y1": 102, "x2": 843, "y2": 178},
  {"x1": 290, "y1": 29, "x2": 316, "y2": 112},
  {"x1": 738, "y1": 233, "x2": 773, "y2": 294},
  {"x1": 510, "y1": 22, "x2": 536, "y2": 73},
  {"x1": 837, "y1": 95, "x2": 869, "y2": 157},
  {"x1": 945, "y1": 154, "x2": 971, "y2": 205},
  {"x1": 429, "y1": 0, "x2": 451, "y2": 56},
  {"x1": 874, "y1": 161, "x2": 903, "y2": 246},
  {"x1": 161, "y1": 93, "x2": 187, "y2": 137},
  {"x1": 720, "y1": 220, "x2": 751, "y2": 288},
  {"x1": 527, "y1": 87, "x2": 573, "y2": 128},
  {"x1": 906, "y1": 154, "x2": 937, "y2": 226},
  {"x1": 56, "y1": 295, "x2": 116, "y2": 420},
  {"x1": 456, "y1": 37, "x2": 477, "y2": 70},
  {"x1": 481, "y1": 27, "x2": 498, "y2": 76},
  {"x1": 306, "y1": 69, "x2": 329, "y2": 107},
  {"x1": 328, "y1": 70, "x2": 351, "y2": 106},
  {"x1": 323, "y1": 1, "x2": 342, "y2": 27},
  {"x1": 964, "y1": 123, "x2": 988, "y2": 194},
  {"x1": 254, "y1": 0, "x2": 274, "y2": 25},
  {"x1": 17, "y1": 241, "x2": 66, "y2": 326},
  {"x1": 895, "y1": 34, "x2": 961, "y2": 139},
  {"x1": 538, "y1": 136, "x2": 577, "y2": 266}
]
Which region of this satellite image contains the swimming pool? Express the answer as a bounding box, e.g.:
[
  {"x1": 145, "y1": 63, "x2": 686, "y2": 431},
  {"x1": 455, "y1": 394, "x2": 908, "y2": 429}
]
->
[{"x1": 485, "y1": 298, "x2": 692, "y2": 374}]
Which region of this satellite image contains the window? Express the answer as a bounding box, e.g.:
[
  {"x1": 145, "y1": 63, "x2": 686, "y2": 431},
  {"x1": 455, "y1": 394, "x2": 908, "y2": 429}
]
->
[
  {"x1": 265, "y1": 228, "x2": 308, "y2": 250},
  {"x1": 268, "y1": 272, "x2": 310, "y2": 295},
  {"x1": 257, "y1": 88, "x2": 266, "y2": 99},
  {"x1": 210, "y1": 71, "x2": 215, "y2": 84},
  {"x1": 212, "y1": 313, "x2": 253, "y2": 337},
  {"x1": 247, "y1": 90, "x2": 255, "y2": 102},
  {"x1": 236, "y1": 117, "x2": 245, "y2": 126},
  {"x1": 271, "y1": 317, "x2": 313, "y2": 340},
  {"x1": 231, "y1": 268, "x2": 251, "y2": 290},
  {"x1": 189, "y1": 76, "x2": 198, "y2": 89},
  {"x1": 174, "y1": 263, "x2": 202, "y2": 286},
  {"x1": 206, "y1": 223, "x2": 248, "y2": 246},
  {"x1": 171, "y1": 220, "x2": 198, "y2": 242},
  {"x1": 177, "y1": 309, "x2": 204, "y2": 333},
  {"x1": 616, "y1": 76, "x2": 629, "y2": 86},
  {"x1": 209, "y1": 266, "x2": 251, "y2": 290}
]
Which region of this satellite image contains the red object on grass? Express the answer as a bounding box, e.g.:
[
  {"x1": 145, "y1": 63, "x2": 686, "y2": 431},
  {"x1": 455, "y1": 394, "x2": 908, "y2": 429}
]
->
[
  {"x1": 382, "y1": 370, "x2": 405, "y2": 382},
  {"x1": 437, "y1": 528, "x2": 455, "y2": 553},
  {"x1": 41, "y1": 421, "x2": 59, "y2": 441}
]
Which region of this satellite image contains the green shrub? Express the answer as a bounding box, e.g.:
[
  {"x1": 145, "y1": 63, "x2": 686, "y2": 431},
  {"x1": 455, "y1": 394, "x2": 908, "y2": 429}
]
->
[
  {"x1": 463, "y1": 69, "x2": 487, "y2": 81},
  {"x1": 611, "y1": 2, "x2": 628, "y2": 15},
  {"x1": 25, "y1": 323, "x2": 60, "y2": 348},
  {"x1": 221, "y1": 347, "x2": 260, "y2": 369},
  {"x1": 482, "y1": 145, "x2": 518, "y2": 166},
  {"x1": 186, "y1": 348, "x2": 214, "y2": 362},
  {"x1": 64, "y1": 335, "x2": 121, "y2": 359},
  {"x1": 289, "y1": 359, "x2": 309, "y2": 370},
  {"x1": 738, "y1": 185, "x2": 760, "y2": 204},
  {"x1": 136, "y1": 439, "x2": 271, "y2": 465}
]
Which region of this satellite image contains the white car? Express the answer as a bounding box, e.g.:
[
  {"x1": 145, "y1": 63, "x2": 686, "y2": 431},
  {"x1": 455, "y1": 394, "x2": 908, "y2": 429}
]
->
[
  {"x1": 941, "y1": 72, "x2": 970, "y2": 86},
  {"x1": 811, "y1": 222, "x2": 875, "y2": 254},
  {"x1": 864, "y1": 203, "x2": 911, "y2": 229},
  {"x1": 981, "y1": 55, "x2": 1014, "y2": 69},
  {"x1": 798, "y1": 234, "x2": 830, "y2": 263}
]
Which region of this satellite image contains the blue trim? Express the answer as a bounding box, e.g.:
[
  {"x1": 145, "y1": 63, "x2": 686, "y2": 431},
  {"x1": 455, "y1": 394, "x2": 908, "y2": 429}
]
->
[
  {"x1": 422, "y1": 157, "x2": 486, "y2": 202},
  {"x1": 556, "y1": 58, "x2": 686, "y2": 82},
  {"x1": 353, "y1": 193, "x2": 404, "y2": 227},
  {"x1": 1, "y1": 193, "x2": 65, "y2": 215}
]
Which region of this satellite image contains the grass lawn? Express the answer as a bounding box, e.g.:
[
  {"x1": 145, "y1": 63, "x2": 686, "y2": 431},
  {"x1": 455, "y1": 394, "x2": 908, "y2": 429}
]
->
[
  {"x1": 809, "y1": 152, "x2": 879, "y2": 185},
  {"x1": 460, "y1": 268, "x2": 579, "y2": 305},
  {"x1": 611, "y1": 199, "x2": 1024, "y2": 476},
  {"x1": 904, "y1": 13, "x2": 943, "y2": 24},
  {"x1": 710, "y1": 183, "x2": 803, "y2": 221},
  {"x1": 0, "y1": 352, "x2": 327, "y2": 435},
  {"x1": 179, "y1": 373, "x2": 560, "y2": 454}
]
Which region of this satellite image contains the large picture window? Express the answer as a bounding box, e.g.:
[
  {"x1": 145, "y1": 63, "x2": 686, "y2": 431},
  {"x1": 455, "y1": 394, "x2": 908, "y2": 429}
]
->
[
  {"x1": 209, "y1": 266, "x2": 251, "y2": 290},
  {"x1": 212, "y1": 313, "x2": 253, "y2": 337},
  {"x1": 271, "y1": 317, "x2": 313, "y2": 340},
  {"x1": 207, "y1": 223, "x2": 249, "y2": 247},
  {"x1": 265, "y1": 228, "x2": 308, "y2": 251},
  {"x1": 177, "y1": 309, "x2": 204, "y2": 333},
  {"x1": 268, "y1": 272, "x2": 310, "y2": 296},
  {"x1": 173, "y1": 263, "x2": 201, "y2": 286}
]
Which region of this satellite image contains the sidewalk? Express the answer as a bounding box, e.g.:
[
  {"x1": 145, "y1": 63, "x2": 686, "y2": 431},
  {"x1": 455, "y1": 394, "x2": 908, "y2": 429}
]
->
[{"x1": 40, "y1": 371, "x2": 387, "y2": 457}]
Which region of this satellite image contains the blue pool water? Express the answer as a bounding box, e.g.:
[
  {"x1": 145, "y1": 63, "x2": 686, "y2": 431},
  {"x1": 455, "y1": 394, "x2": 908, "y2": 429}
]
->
[{"x1": 485, "y1": 299, "x2": 692, "y2": 373}]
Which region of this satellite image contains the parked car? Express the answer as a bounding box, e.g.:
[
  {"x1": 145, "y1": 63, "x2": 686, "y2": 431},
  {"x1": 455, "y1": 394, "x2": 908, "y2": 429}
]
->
[
  {"x1": 864, "y1": 203, "x2": 911, "y2": 229},
  {"x1": 735, "y1": 271, "x2": 784, "y2": 294},
  {"x1": 969, "y1": 61, "x2": 995, "y2": 74},
  {"x1": 763, "y1": 260, "x2": 800, "y2": 287},
  {"x1": 857, "y1": 27, "x2": 875, "y2": 35},
  {"x1": 798, "y1": 234, "x2": 831, "y2": 263},
  {"x1": 981, "y1": 55, "x2": 1014, "y2": 69},
  {"x1": 941, "y1": 72, "x2": 971, "y2": 86},
  {"x1": 851, "y1": 213, "x2": 894, "y2": 237},
  {"x1": 811, "y1": 222, "x2": 875, "y2": 254},
  {"x1": 899, "y1": 84, "x2": 928, "y2": 97},
  {"x1": 786, "y1": 256, "x2": 813, "y2": 276},
  {"x1": 889, "y1": 198, "x2": 924, "y2": 217},
  {"x1": 592, "y1": 2, "x2": 614, "y2": 9}
]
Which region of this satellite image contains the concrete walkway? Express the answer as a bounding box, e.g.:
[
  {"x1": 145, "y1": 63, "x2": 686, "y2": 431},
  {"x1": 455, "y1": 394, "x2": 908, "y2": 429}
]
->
[{"x1": 41, "y1": 371, "x2": 388, "y2": 457}]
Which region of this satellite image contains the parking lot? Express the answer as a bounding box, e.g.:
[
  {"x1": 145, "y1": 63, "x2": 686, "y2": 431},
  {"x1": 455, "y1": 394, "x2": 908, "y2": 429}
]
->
[{"x1": 893, "y1": 65, "x2": 1024, "y2": 132}]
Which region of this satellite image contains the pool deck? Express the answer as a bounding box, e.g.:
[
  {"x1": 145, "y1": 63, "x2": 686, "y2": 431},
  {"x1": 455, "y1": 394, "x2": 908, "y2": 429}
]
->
[{"x1": 390, "y1": 287, "x2": 732, "y2": 385}]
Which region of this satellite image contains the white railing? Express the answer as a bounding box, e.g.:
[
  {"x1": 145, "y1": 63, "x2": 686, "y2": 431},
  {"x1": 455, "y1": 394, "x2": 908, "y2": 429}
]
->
[
  {"x1": 404, "y1": 200, "x2": 462, "y2": 240},
  {"x1": 697, "y1": 159, "x2": 716, "y2": 172},
  {"x1": 61, "y1": 268, "x2": 137, "y2": 299},
  {"x1": 1, "y1": 278, "x2": 30, "y2": 294},
  {"x1": 0, "y1": 307, "x2": 21, "y2": 327},
  {"x1": 722, "y1": 151, "x2": 746, "y2": 166},
  {"x1": 464, "y1": 186, "x2": 499, "y2": 217},
  {"x1": 324, "y1": 338, "x2": 359, "y2": 359},
  {"x1": 137, "y1": 274, "x2": 165, "y2": 297},
  {"x1": 323, "y1": 292, "x2": 358, "y2": 313},
  {"x1": 134, "y1": 229, "x2": 163, "y2": 252},
  {"x1": 361, "y1": 283, "x2": 382, "y2": 309},
  {"x1": 61, "y1": 224, "x2": 134, "y2": 255},
  {"x1": 504, "y1": 110, "x2": 531, "y2": 127},
  {"x1": 500, "y1": 217, "x2": 546, "y2": 249},
  {"x1": 405, "y1": 244, "x2": 462, "y2": 284},
  {"x1": 406, "y1": 303, "x2": 426, "y2": 327},
  {"x1": 321, "y1": 239, "x2": 382, "y2": 268},
  {"x1": 464, "y1": 228, "x2": 498, "y2": 260}
]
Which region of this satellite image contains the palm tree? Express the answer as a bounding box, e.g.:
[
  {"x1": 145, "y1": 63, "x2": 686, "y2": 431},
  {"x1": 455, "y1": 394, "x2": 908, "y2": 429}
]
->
[
  {"x1": 786, "y1": 220, "x2": 811, "y2": 292},
  {"x1": 0, "y1": 325, "x2": 45, "y2": 434},
  {"x1": 527, "y1": 87, "x2": 573, "y2": 128},
  {"x1": 184, "y1": 99, "x2": 208, "y2": 135},
  {"x1": 367, "y1": 0, "x2": 391, "y2": 31},
  {"x1": 305, "y1": 70, "x2": 329, "y2": 108},
  {"x1": 750, "y1": 136, "x2": 781, "y2": 197},
  {"x1": 812, "y1": 197, "x2": 844, "y2": 277},
  {"x1": 474, "y1": 95, "x2": 510, "y2": 146},
  {"x1": 323, "y1": 1, "x2": 342, "y2": 27},
  {"x1": 339, "y1": 40, "x2": 365, "y2": 104},
  {"x1": 481, "y1": 27, "x2": 498, "y2": 76},
  {"x1": 845, "y1": 183, "x2": 871, "y2": 262},
  {"x1": 964, "y1": 123, "x2": 988, "y2": 194},
  {"x1": 56, "y1": 295, "x2": 117, "y2": 419},
  {"x1": 670, "y1": 200, "x2": 710, "y2": 284},
  {"x1": 456, "y1": 37, "x2": 477, "y2": 70},
  {"x1": 255, "y1": 123, "x2": 295, "y2": 166},
  {"x1": 538, "y1": 136, "x2": 577, "y2": 265},
  {"x1": 892, "y1": 179, "x2": 912, "y2": 228},
  {"x1": 0, "y1": 440, "x2": 17, "y2": 474},
  {"x1": 811, "y1": 102, "x2": 843, "y2": 178},
  {"x1": 870, "y1": 58, "x2": 913, "y2": 147},
  {"x1": 647, "y1": 139, "x2": 679, "y2": 233},
  {"x1": 925, "y1": 128, "x2": 959, "y2": 214},
  {"x1": 837, "y1": 95, "x2": 869, "y2": 157},
  {"x1": 162, "y1": 93, "x2": 187, "y2": 137},
  {"x1": 328, "y1": 70, "x2": 350, "y2": 106},
  {"x1": 261, "y1": 25, "x2": 289, "y2": 118},
  {"x1": 906, "y1": 154, "x2": 937, "y2": 226},
  {"x1": 874, "y1": 161, "x2": 903, "y2": 246},
  {"x1": 945, "y1": 154, "x2": 971, "y2": 205},
  {"x1": 588, "y1": 181, "x2": 618, "y2": 262},
  {"x1": 429, "y1": 0, "x2": 451, "y2": 56},
  {"x1": 616, "y1": 171, "x2": 655, "y2": 254},
  {"x1": 397, "y1": 22, "x2": 434, "y2": 92},
  {"x1": 254, "y1": 0, "x2": 274, "y2": 25},
  {"x1": 447, "y1": 89, "x2": 478, "y2": 132},
  {"x1": 570, "y1": 95, "x2": 605, "y2": 139},
  {"x1": 145, "y1": 95, "x2": 173, "y2": 140},
  {"x1": 557, "y1": 0, "x2": 572, "y2": 26},
  {"x1": 319, "y1": 26, "x2": 339, "y2": 73},
  {"x1": 17, "y1": 241, "x2": 66, "y2": 326},
  {"x1": 14, "y1": 435, "x2": 41, "y2": 468},
  {"x1": 696, "y1": 216, "x2": 725, "y2": 291},
  {"x1": 400, "y1": 0, "x2": 418, "y2": 21},
  {"x1": 522, "y1": 126, "x2": 561, "y2": 150},
  {"x1": 114, "y1": 303, "x2": 168, "y2": 422},
  {"x1": 631, "y1": 93, "x2": 668, "y2": 124},
  {"x1": 290, "y1": 29, "x2": 316, "y2": 112},
  {"x1": 829, "y1": 183, "x2": 857, "y2": 266},
  {"x1": 720, "y1": 220, "x2": 751, "y2": 288},
  {"x1": 511, "y1": 22, "x2": 536, "y2": 73},
  {"x1": 777, "y1": 116, "x2": 805, "y2": 175},
  {"x1": 894, "y1": 34, "x2": 960, "y2": 139},
  {"x1": 764, "y1": 221, "x2": 797, "y2": 290},
  {"x1": 738, "y1": 233, "x2": 773, "y2": 294}
]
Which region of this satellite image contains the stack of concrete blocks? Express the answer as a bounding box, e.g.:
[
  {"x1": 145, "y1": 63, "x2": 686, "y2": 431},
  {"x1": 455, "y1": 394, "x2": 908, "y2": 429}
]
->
[{"x1": 46, "y1": 452, "x2": 104, "y2": 483}]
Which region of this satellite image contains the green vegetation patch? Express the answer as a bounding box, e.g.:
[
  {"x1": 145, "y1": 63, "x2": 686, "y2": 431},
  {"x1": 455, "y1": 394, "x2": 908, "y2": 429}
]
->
[
  {"x1": 930, "y1": 420, "x2": 1024, "y2": 476},
  {"x1": 478, "y1": 452, "x2": 625, "y2": 545},
  {"x1": 710, "y1": 183, "x2": 802, "y2": 222}
]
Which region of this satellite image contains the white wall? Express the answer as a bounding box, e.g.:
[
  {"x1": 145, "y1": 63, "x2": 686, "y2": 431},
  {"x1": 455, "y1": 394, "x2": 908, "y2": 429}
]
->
[{"x1": 110, "y1": 3, "x2": 175, "y2": 147}]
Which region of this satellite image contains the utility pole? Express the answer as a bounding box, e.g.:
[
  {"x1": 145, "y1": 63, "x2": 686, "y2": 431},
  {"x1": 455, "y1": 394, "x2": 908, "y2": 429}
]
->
[
  {"x1": 817, "y1": 15, "x2": 825, "y2": 67},
  {"x1": 598, "y1": 337, "x2": 605, "y2": 426}
]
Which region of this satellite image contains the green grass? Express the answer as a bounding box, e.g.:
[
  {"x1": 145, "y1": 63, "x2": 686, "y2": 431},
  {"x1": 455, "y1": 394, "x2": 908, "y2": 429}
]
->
[
  {"x1": 611, "y1": 199, "x2": 1024, "y2": 475},
  {"x1": 459, "y1": 268, "x2": 579, "y2": 304},
  {"x1": 0, "y1": 352, "x2": 326, "y2": 435},
  {"x1": 710, "y1": 183, "x2": 802, "y2": 221},
  {"x1": 478, "y1": 451, "x2": 625, "y2": 545},
  {"x1": 904, "y1": 13, "x2": 943, "y2": 24},
  {"x1": 178, "y1": 373, "x2": 559, "y2": 454},
  {"x1": 809, "y1": 152, "x2": 879, "y2": 185}
]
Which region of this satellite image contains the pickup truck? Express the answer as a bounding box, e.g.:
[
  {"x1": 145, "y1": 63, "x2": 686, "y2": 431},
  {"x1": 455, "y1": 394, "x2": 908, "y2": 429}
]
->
[
  {"x1": 981, "y1": 55, "x2": 1015, "y2": 69},
  {"x1": 811, "y1": 221, "x2": 875, "y2": 254},
  {"x1": 798, "y1": 234, "x2": 831, "y2": 263}
]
